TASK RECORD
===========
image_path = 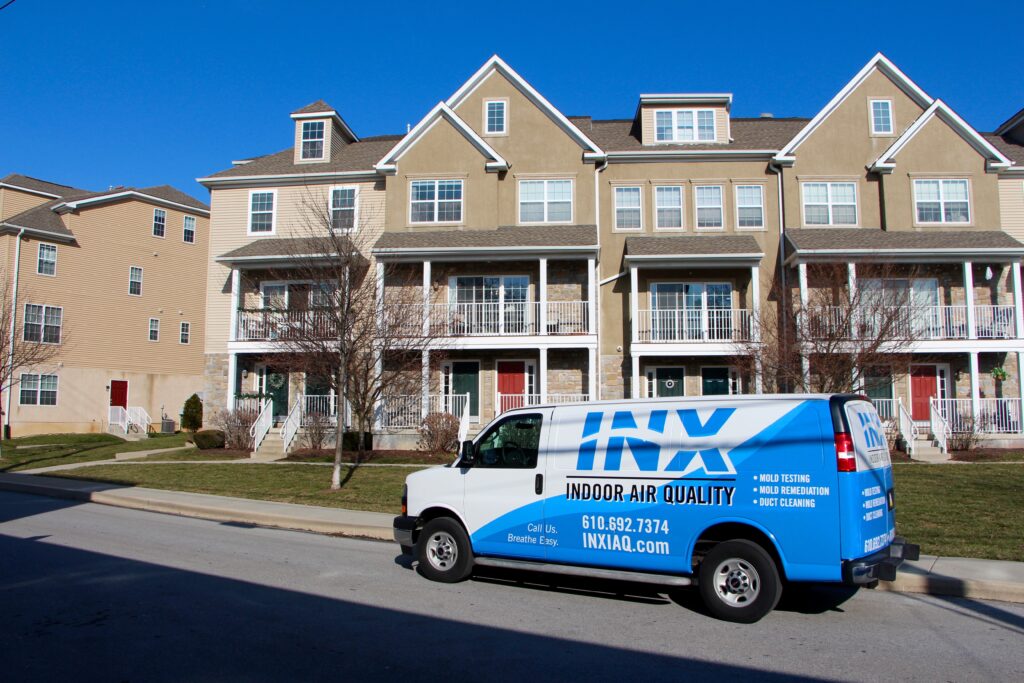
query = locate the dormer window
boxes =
[301,121,325,159]
[485,99,507,135]
[655,109,716,142]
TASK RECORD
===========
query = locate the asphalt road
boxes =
[1,491,1022,682]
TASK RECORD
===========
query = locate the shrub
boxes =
[181,394,203,432]
[193,429,225,450]
[303,411,332,451]
[209,407,258,450]
[418,412,460,454]
[342,431,372,451]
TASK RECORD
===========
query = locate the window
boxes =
[410,180,463,223]
[695,186,723,229]
[914,179,970,224]
[183,215,196,243]
[473,414,542,468]
[655,109,716,142]
[519,179,572,223]
[802,182,857,225]
[23,304,61,344]
[37,243,56,276]
[330,187,357,231]
[129,266,143,296]
[19,373,57,406]
[310,282,336,308]
[248,191,275,233]
[179,321,190,344]
[614,186,642,230]
[735,185,765,229]
[149,318,160,342]
[152,208,166,237]
[654,186,684,229]
[301,120,325,159]
[870,99,893,135]
[485,100,506,134]
[650,283,733,341]
[450,276,530,334]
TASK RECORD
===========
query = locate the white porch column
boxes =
[421,349,430,419]
[969,351,980,423]
[798,262,809,309]
[964,261,976,339]
[631,354,642,399]
[1013,261,1024,338]
[1018,351,1024,434]
[539,348,548,403]
[630,265,639,343]
[374,264,384,432]
[587,258,596,334]
[751,264,763,394]
[847,262,857,339]
[798,263,810,391]
[587,346,598,400]
[539,257,548,335]
[229,268,241,341]
[226,353,238,411]
[422,260,431,336]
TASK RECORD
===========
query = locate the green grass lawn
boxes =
[286,449,455,466]
[141,448,251,462]
[0,433,190,472]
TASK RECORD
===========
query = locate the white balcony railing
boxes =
[496,393,590,415]
[806,304,1020,341]
[379,393,469,429]
[975,305,1016,339]
[236,309,338,342]
[636,308,754,343]
[930,397,1023,435]
[382,301,592,339]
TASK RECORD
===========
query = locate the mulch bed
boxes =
[949,448,1024,463]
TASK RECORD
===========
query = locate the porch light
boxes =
[985,266,994,281]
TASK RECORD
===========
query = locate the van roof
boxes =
[503,393,862,413]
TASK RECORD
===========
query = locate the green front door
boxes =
[654,367,685,398]
[701,367,730,396]
[264,369,290,418]
[451,362,480,418]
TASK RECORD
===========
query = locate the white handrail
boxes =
[249,399,273,451]
[127,406,152,434]
[457,392,470,444]
[281,399,302,454]
[108,406,128,434]
[897,397,916,456]
[929,397,950,454]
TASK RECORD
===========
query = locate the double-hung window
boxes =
[655,109,716,142]
[870,100,893,135]
[410,180,463,223]
[153,208,166,237]
[20,373,57,406]
[301,121,325,160]
[180,321,190,344]
[23,303,62,344]
[37,243,57,275]
[519,179,572,223]
[129,266,143,296]
[330,187,357,231]
[802,182,857,225]
[914,179,969,224]
[655,186,684,229]
[249,191,275,233]
[735,185,765,229]
[183,215,196,243]
[614,186,642,230]
[485,100,507,134]
[149,318,160,342]
[695,186,724,229]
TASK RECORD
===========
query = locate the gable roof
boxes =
[374,102,508,174]
[983,133,1024,166]
[995,106,1024,137]
[57,185,209,214]
[0,173,85,199]
[445,55,605,160]
[775,53,933,164]
[586,117,808,156]
[291,100,335,115]
[289,100,358,142]
[0,199,76,241]
[871,99,1012,173]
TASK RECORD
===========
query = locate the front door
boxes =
[649,367,685,398]
[451,362,480,420]
[910,365,938,421]
[109,380,128,408]
[497,361,527,412]
[260,367,290,420]
[702,367,731,396]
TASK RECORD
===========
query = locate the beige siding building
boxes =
[0,174,209,436]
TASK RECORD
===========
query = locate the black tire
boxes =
[400,544,414,556]
[698,539,782,623]
[416,517,473,583]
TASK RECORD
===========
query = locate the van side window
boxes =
[475,414,542,469]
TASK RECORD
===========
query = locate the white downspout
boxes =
[5,228,26,437]
[594,158,607,400]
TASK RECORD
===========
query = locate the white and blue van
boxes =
[394,394,919,622]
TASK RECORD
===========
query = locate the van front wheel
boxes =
[417,518,473,583]
[698,540,781,623]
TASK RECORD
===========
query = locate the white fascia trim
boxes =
[373,245,598,259]
[0,222,76,243]
[445,54,605,157]
[290,110,359,142]
[0,183,63,199]
[197,170,378,187]
[775,52,934,161]
[785,246,1024,265]
[995,108,1024,136]
[374,102,508,173]
[625,252,763,263]
[607,149,777,162]
[639,93,733,106]
[871,99,1012,172]
[58,191,210,216]
[215,253,337,264]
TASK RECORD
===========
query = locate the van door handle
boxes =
[535,474,544,495]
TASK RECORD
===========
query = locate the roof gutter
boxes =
[57,191,210,216]
[0,222,76,244]
[197,169,380,188]
[784,246,1024,266]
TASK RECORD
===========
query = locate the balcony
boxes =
[390,301,592,338]
[236,309,337,342]
[804,305,1017,341]
[635,308,755,343]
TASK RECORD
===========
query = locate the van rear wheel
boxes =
[417,518,473,583]
[698,540,781,623]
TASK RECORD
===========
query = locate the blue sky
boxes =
[2,0,1019,200]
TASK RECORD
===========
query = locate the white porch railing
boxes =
[379,393,469,429]
[804,304,1021,341]
[302,395,339,425]
[636,308,754,343]
[975,305,1016,339]
[250,399,273,451]
[127,407,152,434]
[870,398,894,421]
[108,406,128,434]
[388,301,591,337]
[236,309,337,342]
[281,399,302,454]
[497,393,591,414]
[929,398,951,453]
[897,398,916,455]
[978,398,1023,433]
[544,301,590,335]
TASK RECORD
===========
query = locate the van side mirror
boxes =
[460,440,475,466]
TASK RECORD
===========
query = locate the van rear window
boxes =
[843,400,891,471]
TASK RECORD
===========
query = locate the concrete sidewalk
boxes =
[2,471,1022,604]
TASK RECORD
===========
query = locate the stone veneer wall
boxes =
[547,349,587,395]
[204,353,229,411]
[601,354,627,400]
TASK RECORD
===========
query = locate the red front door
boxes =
[110,380,128,409]
[497,361,526,412]
[910,366,937,420]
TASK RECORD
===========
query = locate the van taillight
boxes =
[835,432,856,472]
[401,484,408,515]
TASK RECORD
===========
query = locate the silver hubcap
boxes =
[712,558,761,606]
[425,531,458,571]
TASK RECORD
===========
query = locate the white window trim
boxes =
[300,120,326,160]
[247,189,277,236]
[613,185,643,232]
[23,302,63,345]
[693,185,725,231]
[654,108,717,143]
[19,372,59,407]
[800,181,859,227]
[653,185,685,231]
[869,98,895,136]
[912,178,972,226]
[518,178,574,225]
[183,215,196,244]
[328,185,360,233]
[179,321,191,345]
[408,179,464,226]
[36,243,57,277]
[483,98,509,136]
[734,184,766,231]
[129,266,143,296]
[152,208,166,239]
[149,318,160,342]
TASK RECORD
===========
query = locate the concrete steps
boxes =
[250,430,287,462]
[910,435,949,463]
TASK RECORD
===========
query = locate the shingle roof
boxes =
[292,100,336,115]
[0,199,74,238]
[626,235,762,257]
[374,225,598,251]
[786,228,1024,253]
[586,117,809,153]
[983,133,1024,166]
[217,236,356,261]
[136,185,209,211]
[204,136,401,180]
[0,173,85,198]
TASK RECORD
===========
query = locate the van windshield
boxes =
[475,414,542,469]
